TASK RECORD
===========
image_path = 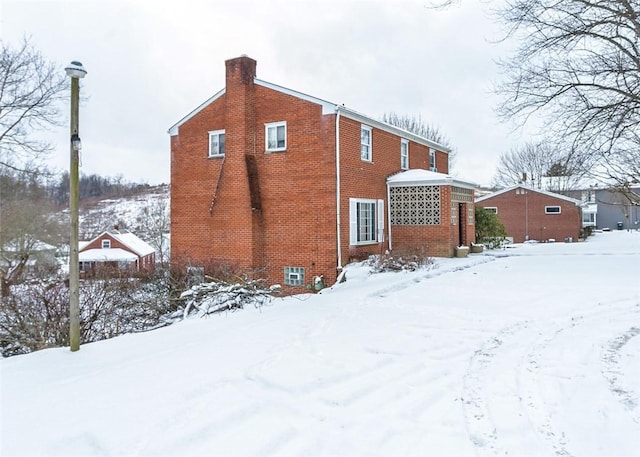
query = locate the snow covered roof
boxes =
[475,184,584,206]
[387,168,476,189]
[79,248,138,263]
[80,230,155,257]
[112,232,155,257]
[167,77,450,152]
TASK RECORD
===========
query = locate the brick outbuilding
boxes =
[475,185,584,243]
[169,55,476,291]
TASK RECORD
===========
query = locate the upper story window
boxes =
[208,130,225,157]
[102,239,111,249]
[265,121,286,152]
[361,125,372,162]
[545,206,561,214]
[400,139,409,170]
[484,207,498,214]
[429,148,436,171]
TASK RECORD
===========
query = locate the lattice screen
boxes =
[452,186,473,202]
[389,185,441,225]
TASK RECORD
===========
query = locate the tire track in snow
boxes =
[602,326,640,422]
[461,321,528,456]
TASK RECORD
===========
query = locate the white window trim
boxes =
[485,207,498,214]
[361,125,372,162]
[102,239,111,249]
[265,121,287,152]
[349,197,384,246]
[429,147,436,171]
[400,139,409,170]
[208,129,225,157]
[545,206,562,214]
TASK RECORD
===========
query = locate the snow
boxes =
[78,248,138,262]
[2,231,639,456]
[112,232,155,257]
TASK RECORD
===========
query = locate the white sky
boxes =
[1,0,534,186]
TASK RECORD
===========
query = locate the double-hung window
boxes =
[361,125,372,161]
[349,198,384,245]
[102,239,111,249]
[429,148,436,171]
[265,121,286,152]
[208,130,225,157]
[400,139,409,170]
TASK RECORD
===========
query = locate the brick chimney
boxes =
[225,55,257,86]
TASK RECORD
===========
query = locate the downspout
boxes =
[335,108,342,271]
[387,181,392,250]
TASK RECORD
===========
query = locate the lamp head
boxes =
[71,134,82,152]
[65,61,87,79]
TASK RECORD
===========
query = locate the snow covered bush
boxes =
[0,274,176,357]
[175,276,280,320]
[367,251,435,273]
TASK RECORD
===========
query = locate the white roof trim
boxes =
[475,184,583,205]
[338,107,451,153]
[254,79,337,115]
[386,168,475,189]
[168,88,226,136]
[168,78,451,152]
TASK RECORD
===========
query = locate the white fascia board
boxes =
[337,106,451,153]
[168,88,226,136]
[254,79,337,115]
[475,184,583,206]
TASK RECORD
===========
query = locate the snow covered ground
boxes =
[2,231,639,456]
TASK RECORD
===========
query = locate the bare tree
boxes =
[428,0,640,187]
[0,37,68,175]
[136,195,170,265]
[0,169,65,296]
[492,139,591,191]
[382,112,457,170]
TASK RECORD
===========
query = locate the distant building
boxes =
[476,185,583,243]
[78,227,155,277]
[565,186,640,231]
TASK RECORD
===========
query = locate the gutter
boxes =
[335,109,342,271]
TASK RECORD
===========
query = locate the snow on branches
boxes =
[178,277,280,319]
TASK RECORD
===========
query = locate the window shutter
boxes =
[377,199,384,242]
[349,199,358,245]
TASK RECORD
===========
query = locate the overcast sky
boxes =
[1,0,533,186]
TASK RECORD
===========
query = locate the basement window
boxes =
[284,266,305,286]
[545,206,561,214]
[265,121,286,152]
[208,130,225,157]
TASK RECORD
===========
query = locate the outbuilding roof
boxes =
[475,184,584,206]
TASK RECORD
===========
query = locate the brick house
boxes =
[169,55,475,291]
[78,228,155,277]
[475,185,584,243]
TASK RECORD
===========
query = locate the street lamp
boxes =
[65,60,86,352]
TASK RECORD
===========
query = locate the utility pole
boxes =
[65,61,87,352]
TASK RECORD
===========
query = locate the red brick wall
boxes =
[478,188,582,243]
[171,56,457,291]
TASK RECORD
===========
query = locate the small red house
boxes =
[78,228,155,277]
[169,55,476,291]
[475,185,584,243]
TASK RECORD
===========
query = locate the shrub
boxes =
[367,250,435,273]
